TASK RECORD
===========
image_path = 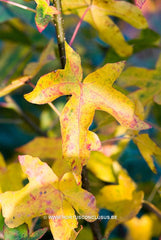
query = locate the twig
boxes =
[0,0,36,13]
[69,6,91,47]
[48,102,61,117]
[53,0,66,68]
[143,200,161,220]
[82,166,103,240]
[147,176,161,202]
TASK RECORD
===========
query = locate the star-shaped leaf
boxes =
[62,0,148,56]
[118,54,161,106]
[0,155,98,240]
[96,170,144,238]
[34,0,60,32]
[24,42,150,182]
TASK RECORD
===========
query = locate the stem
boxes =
[82,166,103,240]
[69,6,91,47]
[147,176,161,202]
[53,0,66,69]
[143,200,161,220]
[0,0,36,13]
[48,102,61,117]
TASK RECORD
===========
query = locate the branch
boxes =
[53,0,66,69]
[0,0,36,13]
[143,200,161,220]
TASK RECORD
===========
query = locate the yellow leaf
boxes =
[59,172,98,220]
[62,0,148,56]
[0,153,24,192]
[96,170,144,237]
[134,134,161,173]
[125,215,153,240]
[16,137,62,160]
[87,151,116,182]
[0,155,98,240]
[24,42,150,182]
[49,200,79,240]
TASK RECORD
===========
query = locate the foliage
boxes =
[0,0,161,239]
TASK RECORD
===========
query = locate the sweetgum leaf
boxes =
[24,42,150,182]
[134,134,161,173]
[118,53,161,106]
[0,155,98,240]
[0,153,24,192]
[87,151,116,182]
[125,215,153,240]
[16,137,62,160]
[62,0,148,56]
[96,170,144,237]
[34,0,60,32]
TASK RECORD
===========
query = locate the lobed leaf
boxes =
[34,0,60,32]
[118,53,161,106]
[96,170,144,237]
[0,155,98,240]
[62,0,148,56]
[134,134,161,173]
[24,42,150,182]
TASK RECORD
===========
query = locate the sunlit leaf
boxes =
[24,42,150,182]
[62,0,148,56]
[34,0,60,32]
[96,170,144,237]
[0,155,98,240]
[134,134,161,173]
[0,153,24,192]
[125,215,152,240]
[87,151,116,182]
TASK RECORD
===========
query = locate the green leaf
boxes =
[24,42,150,182]
[24,39,56,77]
[3,223,28,240]
[118,53,161,106]
[62,0,148,56]
[34,0,60,32]
[29,227,48,240]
